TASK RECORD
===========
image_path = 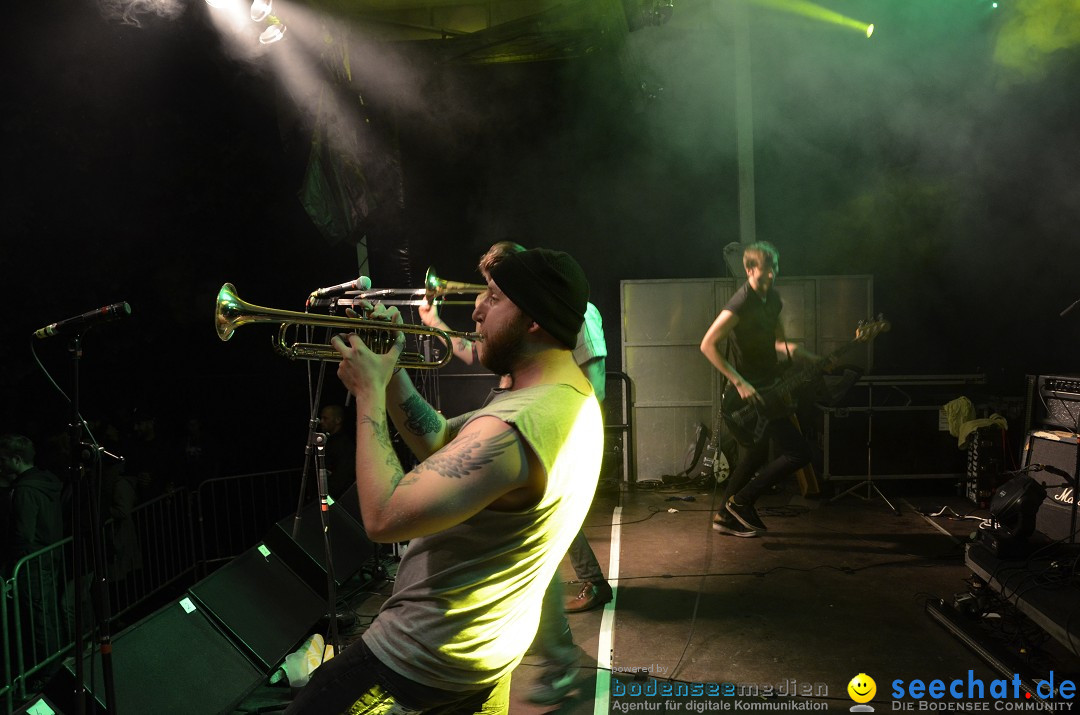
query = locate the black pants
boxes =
[284,637,508,715]
[722,416,812,506]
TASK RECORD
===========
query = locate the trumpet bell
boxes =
[423,266,486,303]
[216,282,243,342]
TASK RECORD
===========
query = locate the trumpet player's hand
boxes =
[417,301,443,329]
[334,305,405,399]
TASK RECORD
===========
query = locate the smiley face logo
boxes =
[847,673,876,704]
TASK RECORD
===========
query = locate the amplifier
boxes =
[1025,375,1080,434]
[1023,430,1080,542]
[965,426,1004,508]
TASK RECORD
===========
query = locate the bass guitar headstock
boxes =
[854,315,891,343]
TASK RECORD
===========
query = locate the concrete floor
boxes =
[234,476,1080,713]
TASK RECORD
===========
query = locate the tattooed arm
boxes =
[333,325,542,542]
[354,412,540,543]
[384,370,453,461]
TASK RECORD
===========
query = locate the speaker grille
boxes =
[1024,431,1080,542]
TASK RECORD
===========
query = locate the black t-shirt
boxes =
[723,281,783,386]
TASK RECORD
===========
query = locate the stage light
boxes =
[751,0,873,39]
[982,475,1046,557]
[250,0,272,22]
[866,24,874,38]
[259,16,286,44]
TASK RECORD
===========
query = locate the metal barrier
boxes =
[3,469,321,712]
[604,371,635,483]
[3,537,73,711]
[106,488,197,622]
[2,487,196,712]
[194,468,302,577]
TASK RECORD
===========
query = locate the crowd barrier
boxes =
[2,468,304,714]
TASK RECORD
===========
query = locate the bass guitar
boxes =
[720,317,890,445]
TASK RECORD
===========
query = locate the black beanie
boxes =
[488,248,589,349]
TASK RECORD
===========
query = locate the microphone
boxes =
[34,302,132,339]
[309,276,372,300]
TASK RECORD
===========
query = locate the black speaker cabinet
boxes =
[1023,430,1080,542]
[51,599,263,715]
[264,498,375,598]
[188,543,326,671]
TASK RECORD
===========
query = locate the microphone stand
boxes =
[288,337,343,656]
[66,334,116,715]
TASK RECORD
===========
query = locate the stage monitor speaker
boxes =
[1023,430,1080,542]
[12,693,64,715]
[264,498,375,599]
[188,543,326,671]
[336,481,364,528]
[50,598,263,715]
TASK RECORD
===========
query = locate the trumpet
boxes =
[215,283,482,368]
[339,267,487,308]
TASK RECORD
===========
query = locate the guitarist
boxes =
[699,241,821,537]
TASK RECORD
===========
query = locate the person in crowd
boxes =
[0,433,66,673]
[318,404,357,499]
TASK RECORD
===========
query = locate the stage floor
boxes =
[239,478,1080,712]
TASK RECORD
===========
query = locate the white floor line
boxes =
[593,504,622,714]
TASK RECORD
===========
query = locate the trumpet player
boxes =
[286,248,603,715]
[422,240,612,704]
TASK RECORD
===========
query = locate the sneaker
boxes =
[526,664,580,705]
[726,497,768,532]
[712,513,759,538]
[565,581,613,613]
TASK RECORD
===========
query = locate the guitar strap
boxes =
[775,305,794,372]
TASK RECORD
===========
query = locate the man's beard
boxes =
[479,314,531,377]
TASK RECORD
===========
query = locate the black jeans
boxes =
[284,637,507,715]
[722,417,812,506]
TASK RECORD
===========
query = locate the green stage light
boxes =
[751,0,874,38]
[866,23,874,38]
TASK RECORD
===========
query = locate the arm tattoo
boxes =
[359,415,408,489]
[399,394,442,437]
[424,429,519,480]
[358,415,392,449]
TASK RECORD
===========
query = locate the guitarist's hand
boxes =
[816,354,840,374]
[734,380,763,406]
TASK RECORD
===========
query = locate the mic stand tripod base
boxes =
[830,478,901,515]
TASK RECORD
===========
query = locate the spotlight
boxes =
[259,16,286,44]
[981,475,1046,557]
[865,23,874,38]
[250,0,272,22]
